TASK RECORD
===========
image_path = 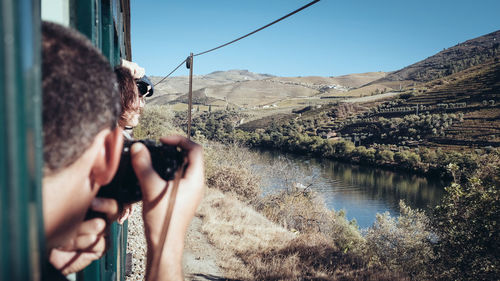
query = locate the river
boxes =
[251,149,448,229]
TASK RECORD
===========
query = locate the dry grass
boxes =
[198,188,293,280]
[201,141,409,280]
[257,186,365,255]
[133,104,183,139]
[239,233,406,281]
[207,166,260,203]
[132,103,424,280]
[202,142,262,201]
[167,102,226,113]
[198,187,405,280]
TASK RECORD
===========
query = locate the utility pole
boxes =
[187,53,194,139]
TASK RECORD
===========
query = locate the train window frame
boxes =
[1,0,131,280]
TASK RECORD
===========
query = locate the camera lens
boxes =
[136,81,149,96]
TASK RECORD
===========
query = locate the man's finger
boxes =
[76,218,106,236]
[160,136,204,178]
[90,197,119,220]
[61,234,106,253]
[117,205,131,225]
[130,142,167,201]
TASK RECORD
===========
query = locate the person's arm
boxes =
[131,136,205,281]
[49,198,120,275]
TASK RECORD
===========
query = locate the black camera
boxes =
[136,75,154,97]
[96,139,185,204]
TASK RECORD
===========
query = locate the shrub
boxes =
[240,233,406,281]
[400,93,415,99]
[431,153,500,280]
[376,149,394,163]
[365,202,434,280]
[133,104,181,139]
[207,166,260,203]
[203,142,262,203]
[257,185,365,255]
[333,140,355,158]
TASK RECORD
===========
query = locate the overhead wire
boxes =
[193,0,320,57]
[152,1,322,254]
[153,0,321,86]
[153,58,187,86]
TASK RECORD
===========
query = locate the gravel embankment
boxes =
[125,203,223,281]
[125,204,147,281]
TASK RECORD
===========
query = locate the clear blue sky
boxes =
[130,0,500,77]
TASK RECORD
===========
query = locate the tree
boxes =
[431,153,500,280]
[376,149,394,163]
[333,140,355,158]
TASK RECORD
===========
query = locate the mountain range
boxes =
[149,29,500,108]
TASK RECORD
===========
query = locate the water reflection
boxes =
[252,149,447,228]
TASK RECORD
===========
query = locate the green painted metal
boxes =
[77,1,129,280]
[0,0,130,280]
[76,0,96,44]
[101,0,114,63]
[96,0,102,50]
[0,0,44,280]
[76,2,102,279]
[121,220,128,279]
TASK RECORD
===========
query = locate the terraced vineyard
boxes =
[401,57,500,147]
[236,57,500,150]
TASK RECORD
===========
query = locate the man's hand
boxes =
[49,197,120,275]
[121,59,145,79]
[117,203,134,225]
[131,136,205,281]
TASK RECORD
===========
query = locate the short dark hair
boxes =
[42,21,120,173]
[114,66,141,128]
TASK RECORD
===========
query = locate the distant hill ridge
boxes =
[148,30,500,107]
[149,69,387,106]
[377,29,500,83]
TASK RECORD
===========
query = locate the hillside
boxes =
[150,69,273,96]
[371,29,500,83]
[234,56,500,150]
[332,57,499,148]
[150,70,388,108]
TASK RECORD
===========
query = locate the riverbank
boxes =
[130,105,500,280]
[125,142,402,280]
[252,148,446,228]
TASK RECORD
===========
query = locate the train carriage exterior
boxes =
[1,0,132,280]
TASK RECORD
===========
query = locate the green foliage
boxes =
[374,113,462,143]
[365,202,434,280]
[189,110,242,142]
[431,152,500,280]
[133,105,181,139]
[376,149,394,162]
[190,109,491,177]
[139,103,500,280]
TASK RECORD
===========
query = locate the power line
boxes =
[194,0,320,57]
[153,58,187,86]
[154,0,321,86]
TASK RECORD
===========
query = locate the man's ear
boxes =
[91,128,123,186]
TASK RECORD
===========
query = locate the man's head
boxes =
[42,21,123,248]
[115,66,144,128]
[42,21,121,174]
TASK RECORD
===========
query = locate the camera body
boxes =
[136,75,154,97]
[97,139,185,204]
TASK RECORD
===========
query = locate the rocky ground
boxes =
[125,203,225,281]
